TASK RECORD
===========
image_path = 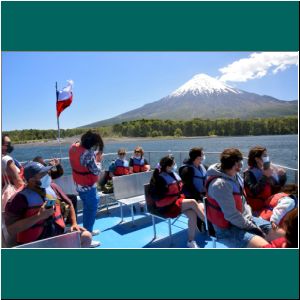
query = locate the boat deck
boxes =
[77,204,227,248]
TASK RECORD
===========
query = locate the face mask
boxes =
[262,156,270,163]
[6,143,14,154]
[135,155,141,159]
[202,155,206,162]
[240,160,244,168]
[172,164,178,172]
[40,174,51,189]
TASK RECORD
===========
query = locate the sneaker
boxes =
[187,240,200,248]
[90,240,101,248]
[92,229,100,236]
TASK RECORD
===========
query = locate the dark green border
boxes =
[1,1,299,51]
[1,1,299,299]
[1,249,299,299]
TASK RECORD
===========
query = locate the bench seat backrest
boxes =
[113,171,153,200]
[14,231,81,248]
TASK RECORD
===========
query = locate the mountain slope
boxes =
[82,74,298,127]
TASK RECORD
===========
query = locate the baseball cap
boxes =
[24,161,53,181]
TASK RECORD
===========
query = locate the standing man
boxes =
[69,130,104,248]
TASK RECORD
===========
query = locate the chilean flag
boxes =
[56,80,73,118]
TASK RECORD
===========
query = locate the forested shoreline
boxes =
[4,117,298,144]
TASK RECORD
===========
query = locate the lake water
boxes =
[13,135,298,181]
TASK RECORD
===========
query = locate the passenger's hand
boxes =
[271,221,278,230]
[277,168,286,176]
[70,224,82,232]
[263,168,273,178]
[49,158,60,166]
[95,152,103,163]
[248,226,266,238]
[37,203,54,220]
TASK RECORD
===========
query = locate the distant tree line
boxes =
[3,127,113,144]
[112,117,298,137]
[3,117,297,143]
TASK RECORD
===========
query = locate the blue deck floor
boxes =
[77,205,227,248]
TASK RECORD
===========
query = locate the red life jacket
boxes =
[259,192,289,224]
[69,142,99,186]
[244,167,273,212]
[131,157,147,173]
[155,172,184,207]
[17,188,65,244]
[113,159,130,176]
[262,237,287,248]
[206,175,243,229]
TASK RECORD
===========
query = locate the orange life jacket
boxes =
[17,188,65,244]
[259,192,289,224]
[155,172,184,207]
[206,175,244,229]
[69,142,99,186]
[131,157,147,173]
[244,167,273,212]
[113,159,130,176]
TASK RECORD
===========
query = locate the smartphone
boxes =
[45,199,56,208]
[263,161,270,170]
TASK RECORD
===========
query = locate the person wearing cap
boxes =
[4,161,92,248]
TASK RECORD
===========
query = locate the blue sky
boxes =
[2,52,298,131]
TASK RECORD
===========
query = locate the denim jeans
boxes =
[215,217,272,248]
[78,187,100,233]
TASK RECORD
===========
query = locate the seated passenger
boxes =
[129,146,150,173]
[244,146,287,213]
[33,156,64,180]
[2,134,25,210]
[149,155,205,248]
[109,148,130,177]
[4,161,92,248]
[206,148,285,248]
[179,147,207,202]
[263,208,298,248]
[259,184,298,229]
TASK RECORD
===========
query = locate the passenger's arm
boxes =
[244,170,270,196]
[270,197,295,226]
[50,164,64,180]
[6,204,54,236]
[6,160,24,189]
[180,167,199,196]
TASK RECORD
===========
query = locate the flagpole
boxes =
[56,82,62,159]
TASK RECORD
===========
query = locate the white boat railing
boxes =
[20,150,298,184]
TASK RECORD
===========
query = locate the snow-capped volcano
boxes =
[82,73,298,127]
[170,73,241,97]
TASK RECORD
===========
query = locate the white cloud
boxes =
[218,52,298,83]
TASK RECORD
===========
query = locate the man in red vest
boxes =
[206,148,285,248]
[4,161,92,247]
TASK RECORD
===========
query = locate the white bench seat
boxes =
[113,171,153,224]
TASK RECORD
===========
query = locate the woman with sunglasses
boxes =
[129,146,150,174]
